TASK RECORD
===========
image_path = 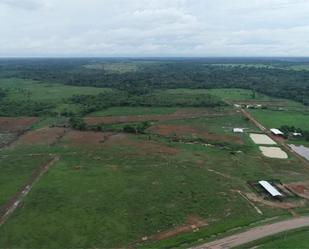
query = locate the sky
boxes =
[1,0,309,57]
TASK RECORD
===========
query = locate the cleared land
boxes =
[0,87,309,248]
[259,146,288,159]
[250,134,277,145]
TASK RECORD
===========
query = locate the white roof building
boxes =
[259,180,283,197]
[233,128,244,133]
[270,128,284,136]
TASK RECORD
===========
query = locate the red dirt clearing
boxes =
[0,117,37,133]
[105,133,178,155]
[61,130,113,147]
[11,127,67,147]
[150,215,207,241]
[285,183,309,200]
[149,124,243,144]
[84,113,224,125]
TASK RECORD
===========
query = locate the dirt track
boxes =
[190,217,309,249]
[0,156,59,227]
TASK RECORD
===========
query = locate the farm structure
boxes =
[233,128,244,133]
[270,128,284,136]
[259,180,283,198]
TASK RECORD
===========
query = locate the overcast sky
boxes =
[1,0,309,57]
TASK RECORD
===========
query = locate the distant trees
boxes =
[69,117,87,130]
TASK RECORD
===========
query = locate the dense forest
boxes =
[1,58,309,110]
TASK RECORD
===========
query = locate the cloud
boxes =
[1,0,309,56]
[0,0,45,10]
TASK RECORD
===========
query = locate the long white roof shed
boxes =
[259,180,283,197]
[270,128,284,136]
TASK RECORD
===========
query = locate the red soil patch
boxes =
[150,215,207,241]
[84,113,223,126]
[105,133,178,155]
[61,130,113,147]
[148,124,197,137]
[285,183,309,200]
[0,117,37,133]
[11,127,67,147]
[149,124,243,144]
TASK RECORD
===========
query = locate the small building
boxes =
[270,128,284,136]
[293,132,302,137]
[234,104,241,108]
[258,180,283,198]
[233,128,244,133]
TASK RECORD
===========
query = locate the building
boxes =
[233,128,244,133]
[258,180,283,198]
[293,132,302,137]
[270,128,284,136]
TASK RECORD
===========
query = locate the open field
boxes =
[250,109,309,131]
[89,107,179,117]
[0,73,309,248]
[1,103,309,248]
[0,78,111,102]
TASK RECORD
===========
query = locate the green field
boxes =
[1,105,309,248]
[89,106,178,116]
[0,154,50,206]
[0,78,111,102]
[1,77,309,248]
[250,109,309,131]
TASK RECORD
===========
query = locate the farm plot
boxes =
[146,111,258,146]
[1,127,309,249]
[84,109,226,126]
[0,117,37,133]
[0,117,38,147]
[11,127,67,147]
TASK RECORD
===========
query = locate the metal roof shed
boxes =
[233,128,244,133]
[259,180,283,197]
[270,128,284,136]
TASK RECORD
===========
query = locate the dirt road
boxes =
[240,108,309,166]
[190,217,309,249]
[0,155,59,227]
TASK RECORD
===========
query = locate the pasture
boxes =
[0,82,309,248]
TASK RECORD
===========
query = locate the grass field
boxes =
[0,154,50,206]
[0,78,111,102]
[1,105,309,248]
[89,106,178,116]
[0,84,309,248]
[250,109,309,131]
[0,78,112,114]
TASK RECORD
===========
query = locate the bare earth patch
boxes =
[285,182,309,200]
[11,127,67,147]
[149,124,243,144]
[0,117,37,133]
[246,193,305,209]
[259,146,288,159]
[149,215,207,241]
[250,133,277,145]
[105,133,179,155]
[61,130,113,147]
[84,113,223,125]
